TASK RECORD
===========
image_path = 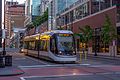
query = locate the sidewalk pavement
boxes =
[77,51,120,60]
[0,66,24,76]
[88,54,120,60]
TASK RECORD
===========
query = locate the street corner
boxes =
[0,66,25,76]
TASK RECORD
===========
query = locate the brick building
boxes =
[55,0,120,57]
[5,1,25,46]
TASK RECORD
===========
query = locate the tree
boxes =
[101,14,117,52]
[102,14,119,56]
[57,27,64,30]
[75,25,93,54]
[33,8,48,27]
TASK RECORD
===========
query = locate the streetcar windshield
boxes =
[57,34,75,54]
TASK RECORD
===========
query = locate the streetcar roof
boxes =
[41,30,73,35]
[24,30,73,41]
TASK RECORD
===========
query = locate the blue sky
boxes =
[6,0,26,4]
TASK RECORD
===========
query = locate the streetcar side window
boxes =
[35,41,39,51]
[24,42,28,49]
[28,41,35,50]
[50,38,56,54]
[40,40,48,51]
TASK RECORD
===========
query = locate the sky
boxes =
[6,0,26,4]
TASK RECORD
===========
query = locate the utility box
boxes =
[5,55,12,66]
[0,55,5,68]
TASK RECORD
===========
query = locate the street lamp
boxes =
[2,0,6,56]
[59,15,62,29]
[94,28,97,56]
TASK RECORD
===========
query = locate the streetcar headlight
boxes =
[59,51,62,53]
[59,51,63,55]
[73,51,76,55]
[21,49,24,52]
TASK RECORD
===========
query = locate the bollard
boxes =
[84,51,87,60]
[5,55,12,66]
[0,55,5,68]
[79,51,82,63]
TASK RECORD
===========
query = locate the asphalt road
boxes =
[0,49,120,80]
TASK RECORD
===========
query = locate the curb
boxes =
[88,55,120,61]
[0,67,25,77]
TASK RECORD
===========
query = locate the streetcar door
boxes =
[50,35,57,54]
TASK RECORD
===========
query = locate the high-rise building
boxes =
[48,0,78,30]
[32,0,41,16]
[53,0,120,57]
[5,1,25,47]
[40,0,51,15]
[0,0,2,47]
[57,0,78,14]
[24,0,42,27]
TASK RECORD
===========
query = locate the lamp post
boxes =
[3,0,6,56]
[94,28,97,56]
[59,15,62,29]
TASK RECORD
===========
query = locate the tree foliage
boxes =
[101,14,116,44]
[57,27,64,30]
[33,9,48,27]
[78,25,93,43]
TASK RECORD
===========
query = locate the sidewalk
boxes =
[77,51,120,60]
[88,54,120,60]
[0,66,24,76]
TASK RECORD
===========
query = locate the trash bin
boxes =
[0,55,5,68]
[5,55,12,66]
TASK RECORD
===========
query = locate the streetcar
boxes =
[22,30,77,62]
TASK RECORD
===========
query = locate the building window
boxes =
[112,0,120,6]
[117,27,120,55]
[100,0,110,10]
[92,28,109,53]
[75,3,89,19]
[91,0,100,13]
[75,6,83,19]
[92,0,111,14]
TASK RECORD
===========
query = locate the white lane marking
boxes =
[20,73,93,80]
[14,58,26,60]
[19,65,62,68]
[19,64,91,69]
[20,77,26,80]
[63,64,90,66]
[79,64,90,66]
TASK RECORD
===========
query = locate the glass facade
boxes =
[56,2,89,29]
[32,0,41,16]
[57,0,78,14]
[91,0,111,14]
[92,28,109,53]
[56,0,120,29]
[55,0,120,55]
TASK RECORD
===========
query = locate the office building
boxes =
[0,0,2,47]
[48,0,78,30]
[55,0,120,57]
